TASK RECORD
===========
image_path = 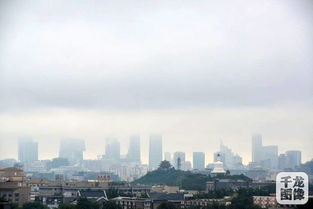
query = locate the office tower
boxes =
[127,135,141,163]
[278,154,287,170]
[173,152,186,170]
[164,152,171,162]
[214,142,243,169]
[262,145,278,169]
[149,135,163,170]
[18,137,38,163]
[286,150,301,169]
[59,139,85,164]
[252,134,263,162]
[193,152,205,169]
[105,138,120,161]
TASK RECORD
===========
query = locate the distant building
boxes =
[127,135,141,163]
[286,150,301,169]
[262,146,278,169]
[206,179,250,191]
[251,135,278,170]
[149,135,163,170]
[18,137,38,163]
[0,159,17,169]
[59,139,85,165]
[211,158,226,177]
[214,142,243,170]
[173,152,186,170]
[0,168,30,207]
[252,134,263,163]
[38,181,110,207]
[278,154,287,170]
[105,138,120,161]
[193,152,205,170]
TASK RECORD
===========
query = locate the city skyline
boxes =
[0,0,312,208]
[2,134,308,166]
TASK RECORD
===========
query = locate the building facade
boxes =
[193,152,205,170]
[18,138,38,163]
[127,135,141,163]
[149,135,163,170]
[59,139,85,165]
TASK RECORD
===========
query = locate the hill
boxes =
[132,168,212,190]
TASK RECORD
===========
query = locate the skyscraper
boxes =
[214,142,243,170]
[286,150,301,169]
[278,154,287,170]
[252,134,263,162]
[149,135,162,170]
[105,138,120,161]
[59,139,85,164]
[262,145,278,169]
[18,137,38,163]
[173,152,186,170]
[193,152,205,169]
[127,135,141,163]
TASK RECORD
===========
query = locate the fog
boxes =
[0,0,312,164]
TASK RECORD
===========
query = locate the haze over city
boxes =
[0,0,312,164]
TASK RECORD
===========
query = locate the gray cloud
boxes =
[0,0,312,111]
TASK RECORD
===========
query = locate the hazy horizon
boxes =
[0,0,312,165]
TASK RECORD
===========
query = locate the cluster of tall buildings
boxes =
[12,134,303,174]
[14,135,207,172]
[213,142,243,170]
[250,134,301,170]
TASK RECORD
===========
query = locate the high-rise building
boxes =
[164,152,171,162]
[149,135,163,170]
[214,142,243,170]
[127,135,141,163]
[193,152,205,169]
[59,139,85,164]
[105,138,120,161]
[18,137,38,163]
[278,154,287,170]
[173,152,186,170]
[252,134,263,162]
[262,145,278,169]
[251,135,280,170]
[286,150,301,169]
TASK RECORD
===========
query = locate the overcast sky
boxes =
[0,0,312,164]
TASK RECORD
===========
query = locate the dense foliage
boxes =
[22,202,49,209]
[133,168,212,190]
[157,202,177,209]
[133,162,251,191]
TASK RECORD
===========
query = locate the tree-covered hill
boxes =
[133,167,212,190]
[132,161,252,191]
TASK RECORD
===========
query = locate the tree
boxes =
[157,202,177,209]
[58,204,76,209]
[10,203,20,209]
[103,201,121,209]
[76,198,100,209]
[22,202,48,209]
[158,160,172,170]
